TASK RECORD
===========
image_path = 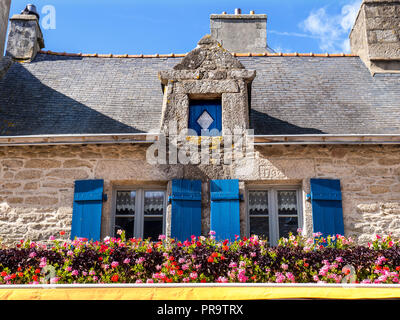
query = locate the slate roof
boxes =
[0,52,399,136]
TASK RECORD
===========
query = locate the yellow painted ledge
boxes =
[1,284,400,300]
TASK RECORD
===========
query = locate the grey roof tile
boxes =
[0,53,399,136]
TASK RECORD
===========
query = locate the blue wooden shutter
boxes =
[210,179,240,242]
[309,178,344,237]
[71,179,104,241]
[170,179,202,242]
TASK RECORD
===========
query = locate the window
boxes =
[247,187,302,246]
[113,188,166,240]
[188,100,222,136]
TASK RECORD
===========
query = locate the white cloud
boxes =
[300,0,362,53]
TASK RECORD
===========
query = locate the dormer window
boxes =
[188,100,222,136]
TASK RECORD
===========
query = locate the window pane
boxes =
[248,191,269,215]
[279,217,298,239]
[116,191,136,215]
[143,216,163,241]
[278,190,298,215]
[144,191,165,215]
[115,217,134,239]
[249,217,269,241]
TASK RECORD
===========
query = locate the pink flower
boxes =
[335,257,343,263]
[135,257,145,264]
[286,272,295,283]
[146,279,154,283]
[111,261,119,268]
[181,264,189,271]
[71,270,79,276]
[49,235,56,241]
[67,250,74,256]
[66,266,72,272]
[189,272,198,280]
[209,230,216,236]
[50,277,59,284]
[29,252,37,258]
[123,258,130,264]
[93,276,98,281]
[89,270,96,276]
[178,258,185,264]
[275,272,285,283]
[116,229,123,235]
[216,276,228,283]
[281,263,288,271]
[158,234,166,240]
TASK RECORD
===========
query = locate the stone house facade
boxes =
[0,1,400,245]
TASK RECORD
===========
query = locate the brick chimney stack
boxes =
[350,0,400,74]
[0,0,11,56]
[6,4,45,61]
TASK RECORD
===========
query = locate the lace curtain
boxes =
[278,191,297,211]
[248,191,268,213]
[116,191,136,213]
[144,191,164,215]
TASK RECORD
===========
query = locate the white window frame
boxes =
[246,185,303,246]
[111,186,167,239]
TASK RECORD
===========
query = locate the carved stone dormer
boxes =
[159,35,256,136]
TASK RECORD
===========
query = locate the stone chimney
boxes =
[0,0,11,56]
[350,0,400,74]
[210,9,270,53]
[6,4,45,61]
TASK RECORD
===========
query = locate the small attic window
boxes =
[188,99,222,136]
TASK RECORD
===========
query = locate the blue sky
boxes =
[8,0,363,54]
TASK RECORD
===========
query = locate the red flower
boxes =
[196,241,202,247]
[177,270,183,276]
[35,269,41,274]
[18,273,23,278]
[304,263,309,267]
[220,255,226,260]
[222,246,229,251]
[223,239,229,245]
[166,278,173,283]
[211,252,218,258]
[10,274,16,279]
[32,275,38,282]
[111,274,119,282]
[207,257,214,263]
[396,266,400,271]
[60,231,66,236]
[200,279,207,283]
[98,256,103,261]
[147,248,152,253]
[1,271,7,277]
[168,256,174,261]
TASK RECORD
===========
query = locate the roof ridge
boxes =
[38,50,358,58]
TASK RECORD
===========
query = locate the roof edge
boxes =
[37,50,358,59]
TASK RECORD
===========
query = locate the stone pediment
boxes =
[173,34,245,71]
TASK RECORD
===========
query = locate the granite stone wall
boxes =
[1,143,400,245]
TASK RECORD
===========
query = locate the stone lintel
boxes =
[181,80,239,94]
[159,69,256,84]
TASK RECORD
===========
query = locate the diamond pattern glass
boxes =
[197,110,214,130]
